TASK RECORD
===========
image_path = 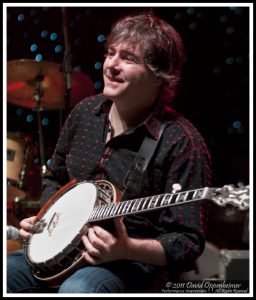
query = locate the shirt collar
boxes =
[92,94,111,115]
[93,94,168,140]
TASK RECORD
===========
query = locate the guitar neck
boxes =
[88,187,212,222]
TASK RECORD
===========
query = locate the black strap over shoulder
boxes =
[122,122,167,200]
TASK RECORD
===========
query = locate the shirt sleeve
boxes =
[156,129,212,273]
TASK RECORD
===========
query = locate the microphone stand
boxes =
[60,7,73,130]
[34,73,47,178]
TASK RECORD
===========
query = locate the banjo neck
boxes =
[88,182,249,223]
[88,187,211,222]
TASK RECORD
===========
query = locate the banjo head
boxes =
[27,181,98,265]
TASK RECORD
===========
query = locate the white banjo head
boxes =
[28,182,97,264]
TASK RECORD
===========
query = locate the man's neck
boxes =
[108,102,153,137]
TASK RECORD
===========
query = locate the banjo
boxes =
[24,179,249,286]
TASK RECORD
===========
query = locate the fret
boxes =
[95,206,104,219]
[192,190,198,200]
[115,201,126,216]
[109,203,119,216]
[193,189,204,200]
[175,192,181,203]
[125,201,134,213]
[141,197,150,210]
[155,194,165,208]
[176,192,186,203]
[186,190,196,202]
[92,207,101,220]
[194,188,204,199]
[161,194,171,206]
[88,208,97,221]
[109,203,118,216]
[131,198,142,213]
[103,203,115,218]
[182,192,189,201]
[93,207,101,219]
[121,201,130,214]
[148,196,158,209]
[98,205,108,218]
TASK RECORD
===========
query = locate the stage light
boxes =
[97,34,105,43]
[233,121,241,129]
[26,114,34,123]
[50,32,58,41]
[34,157,40,164]
[34,18,40,25]
[35,54,43,61]
[30,8,37,17]
[17,14,24,22]
[42,118,49,126]
[55,45,62,53]
[220,15,228,23]
[16,108,23,116]
[94,61,102,70]
[41,30,48,38]
[213,67,221,75]
[226,26,235,34]
[189,22,197,30]
[174,12,183,20]
[30,44,38,52]
[186,7,195,15]
[226,57,234,65]
[95,81,102,89]
[74,65,82,72]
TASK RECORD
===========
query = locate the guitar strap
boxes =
[122,121,167,201]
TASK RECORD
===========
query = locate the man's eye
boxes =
[125,55,137,63]
[105,51,115,58]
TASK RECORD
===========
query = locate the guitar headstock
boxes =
[210,184,249,210]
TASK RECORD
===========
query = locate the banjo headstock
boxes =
[210,184,249,211]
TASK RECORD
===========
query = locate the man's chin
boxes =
[103,88,120,99]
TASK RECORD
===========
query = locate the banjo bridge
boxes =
[47,212,61,236]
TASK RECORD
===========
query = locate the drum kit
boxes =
[6,59,95,247]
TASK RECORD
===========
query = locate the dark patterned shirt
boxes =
[40,93,212,276]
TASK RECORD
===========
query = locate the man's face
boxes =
[103,43,160,106]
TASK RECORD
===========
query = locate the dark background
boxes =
[6,5,250,250]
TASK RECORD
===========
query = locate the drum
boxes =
[7,131,31,190]
[7,131,41,196]
[7,131,42,220]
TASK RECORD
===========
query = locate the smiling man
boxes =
[7,12,212,293]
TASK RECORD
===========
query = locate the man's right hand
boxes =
[19,216,37,239]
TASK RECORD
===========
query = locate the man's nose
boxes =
[107,54,121,69]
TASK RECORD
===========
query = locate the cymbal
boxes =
[7,59,95,110]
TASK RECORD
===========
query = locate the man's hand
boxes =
[81,217,129,265]
[19,216,37,239]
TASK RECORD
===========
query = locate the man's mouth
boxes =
[106,76,124,83]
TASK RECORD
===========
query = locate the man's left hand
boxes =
[81,217,130,265]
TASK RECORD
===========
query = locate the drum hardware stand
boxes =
[60,7,73,129]
[34,73,47,178]
[19,143,30,190]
